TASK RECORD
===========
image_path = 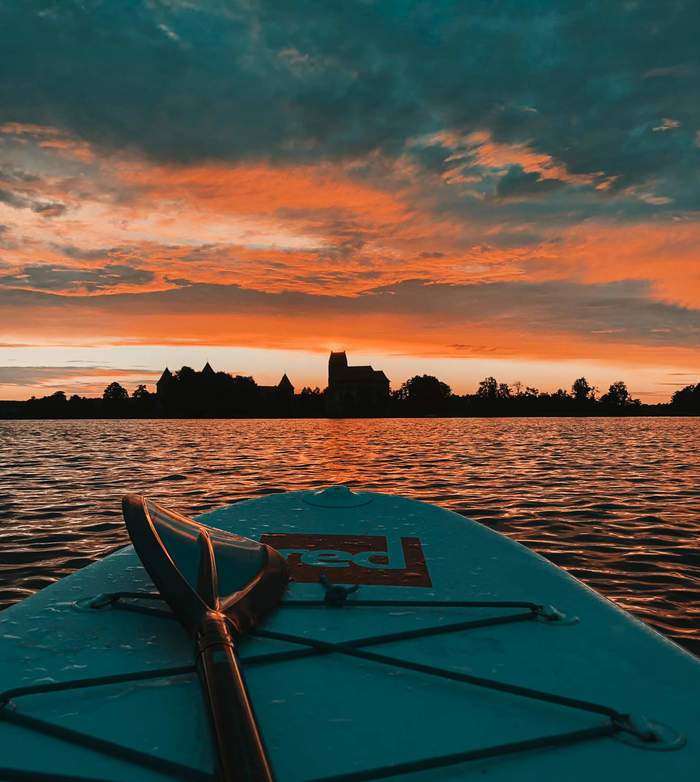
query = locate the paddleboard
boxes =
[1,485,699,780]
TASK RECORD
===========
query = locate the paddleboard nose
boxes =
[303,484,374,508]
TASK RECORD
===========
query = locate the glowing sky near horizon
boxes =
[1,2,699,402]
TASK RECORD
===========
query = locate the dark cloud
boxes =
[495,166,565,200]
[0,186,66,216]
[51,244,128,261]
[0,1,697,207]
[0,365,158,386]
[486,231,545,248]
[365,280,700,347]
[0,188,28,209]
[1,277,698,347]
[31,201,67,217]
[178,244,229,263]
[0,264,154,292]
[0,166,39,184]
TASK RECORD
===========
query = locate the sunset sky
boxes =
[1,1,699,401]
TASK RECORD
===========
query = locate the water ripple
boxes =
[1,417,699,655]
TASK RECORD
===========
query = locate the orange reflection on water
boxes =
[1,417,699,656]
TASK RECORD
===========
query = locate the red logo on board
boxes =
[260,533,432,587]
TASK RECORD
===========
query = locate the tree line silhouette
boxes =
[1,365,699,419]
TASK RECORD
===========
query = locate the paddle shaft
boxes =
[197,614,274,782]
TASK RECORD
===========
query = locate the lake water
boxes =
[1,417,699,655]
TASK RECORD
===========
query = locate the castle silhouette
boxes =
[157,362,294,401]
[155,361,295,417]
[326,351,390,415]
[154,352,390,417]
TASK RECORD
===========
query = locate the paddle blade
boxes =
[122,495,288,635]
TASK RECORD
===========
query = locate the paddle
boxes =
[121,495,289,782]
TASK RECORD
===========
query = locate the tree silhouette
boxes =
[477,376,498,399]
[572,377,595,403]
[671,382,700,412]
[600,380,636,408]
[297,386,324,416]
[476,377,511,401]
[497,382,512,399]
[132,384,149,399]
[398,375,451,414]
[175,366,197,382]
[103,382,128,402]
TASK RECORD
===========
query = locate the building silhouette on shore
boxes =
[326,351,390,415]
[155,354,388,416]
[259,373,294,398]
[259,373,295,415]
[156,362,294,417]
[156,366,174,396]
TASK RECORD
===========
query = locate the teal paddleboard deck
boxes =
[1,486,699,780]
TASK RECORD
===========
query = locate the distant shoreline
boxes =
[2,411,699,421]
[2,358,698,419]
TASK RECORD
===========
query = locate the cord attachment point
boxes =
[534,604,579,625]
[75,591,165,612]
[85,593,117,609]
[613,714,686,751]
[319,574,360,606]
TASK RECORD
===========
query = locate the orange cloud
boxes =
[552,221,700,306]
[3,284,699,376]
[414,129,611,190]
[2,123,699,397]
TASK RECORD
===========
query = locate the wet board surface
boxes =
[1,486,699,781]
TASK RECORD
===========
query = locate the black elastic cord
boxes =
[0,769,115,782]
[0,665,205,782]
[0,665,195,706]
[282,599,541,609]
[252,627,622,721]
[89,591,163,607]
[242,611,534,667]
[308,723,618,782]
[0,710,212,782]
[100,591,543,611]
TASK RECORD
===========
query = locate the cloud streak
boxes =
[2,278,699,361]
[0,264,154,292]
